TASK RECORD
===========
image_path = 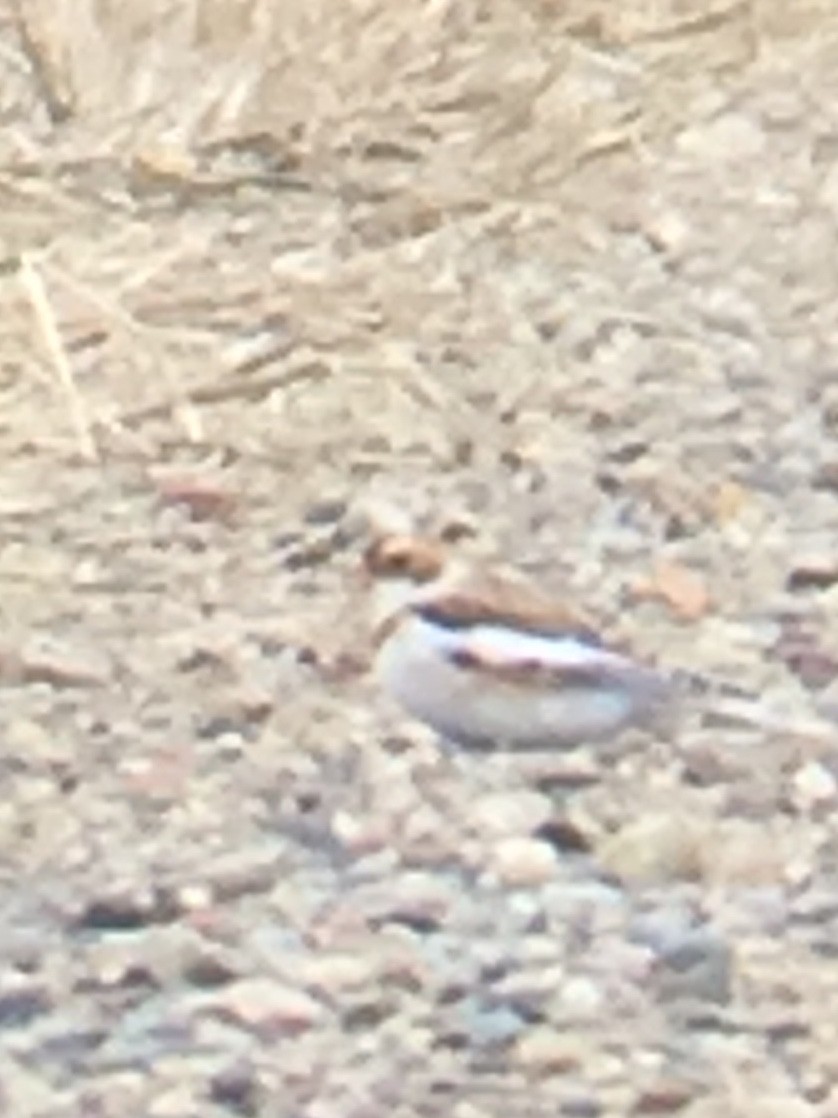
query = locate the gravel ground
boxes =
[2,3,838,1115]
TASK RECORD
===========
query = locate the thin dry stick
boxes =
[40,258,205,444]
[632,1,749,42]
[18,254,99,461]
[9,0,73,124]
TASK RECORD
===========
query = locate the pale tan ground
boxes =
[2,2,838,1116]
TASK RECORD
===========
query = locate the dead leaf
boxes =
[637,560,711,621]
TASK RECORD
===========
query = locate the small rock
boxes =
[492,959,566,1013]
[643,208,691,257]
[0,978,52,1028]
[786,557,838,592]
[296,953,376,994]
[209,1061,262,1114]
[597,815,704,884]
[180,941,242,989]
[121,747,196,802]
[470,790,553,837]
[631,912,733,1005]
[73,885,174,932]
[87,937,159,990]
[331,809,391,858]
[678,111,766,163]
[175,883,215,913]
[154,473,238,522]
[634,1077,697,1113]
[5,718,68,766]
[534,817,593,854]
[282,536,337,571]
[376,870,457,929]
[13,637,111,688]
[792,761,837,809]
[149,1084,202,1117]
[772,618,838,690]
[303,497,348,526]
[558,976,606,1018]
[515,1027,587,1073]
[455,997,527,1048]
[488,837,559,888]
[210,978,323,1035]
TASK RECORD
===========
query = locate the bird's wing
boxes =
[412,568,602,644]
[410,570,661,691]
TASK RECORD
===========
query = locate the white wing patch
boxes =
[416,617,625,671]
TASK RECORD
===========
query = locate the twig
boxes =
[119,359,331,427]
[9,0,73,124]
[18,254,99,461]
[630,2,748,43]
[40,258,207,444]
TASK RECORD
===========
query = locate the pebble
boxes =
[209,1061,262,1113]
[5,718,65,766]
[210,979,323,1034]
[677,111,766,163]
[365,869,458,930]
[514,1027,588,1073]
[0,977,52,1027]
[303,497,348,526]
[296,953,376,994]
[634,1077,698,1113]
[487,837,559,888]
[643,207,691,257]
[597,815,705,884]
[558,976,606,1018]
[73,884,171,932]
[470,790,553,837]
[792,761,837,809]
[455,997,526,1048]
[148,1084,202,1117]
[492,960,567,1013]
[631,912,733,1005]
[331,810,391,857]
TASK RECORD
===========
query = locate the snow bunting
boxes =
[363,534,671,752]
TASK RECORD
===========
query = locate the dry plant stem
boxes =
[119,360,331,427]
[9,0,73,123]
[634,2,751,43]
[40,259,205,444]
[18,255,99,462]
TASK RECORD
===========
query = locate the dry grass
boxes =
[0,0,832,466]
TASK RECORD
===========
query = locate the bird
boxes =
[362,532,671,752]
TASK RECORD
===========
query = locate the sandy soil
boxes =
[2,2,838,1115]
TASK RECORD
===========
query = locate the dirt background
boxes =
[2,1,838,1115]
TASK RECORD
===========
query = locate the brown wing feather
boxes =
[413,569,602,644]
